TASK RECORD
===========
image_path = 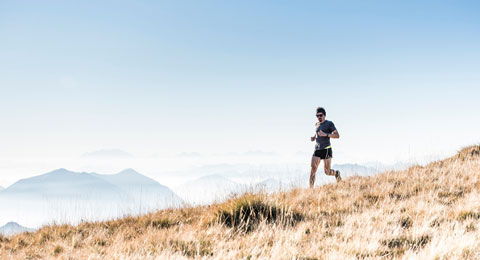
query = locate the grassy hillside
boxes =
[1,145,480,259]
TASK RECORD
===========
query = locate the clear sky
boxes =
[1,0,479,186]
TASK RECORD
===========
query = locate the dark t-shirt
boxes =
[315,120,337,150]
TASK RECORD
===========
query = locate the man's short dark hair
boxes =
[316,107,326,116]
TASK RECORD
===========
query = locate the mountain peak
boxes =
[117,168,140,175]
[4,221,21,227]
[48,168,71,174]
[0,222,35,236]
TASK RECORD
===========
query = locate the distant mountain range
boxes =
[1,168,182,206]
[0,168,183,228]
[3,168,126,200]
[0,222,35,236]
[90,168,183,207]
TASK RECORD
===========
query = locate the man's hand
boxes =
[310,136,315,142]
[317,130,328,137]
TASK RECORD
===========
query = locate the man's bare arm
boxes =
[318,129,339,138]
[329,130,340,139]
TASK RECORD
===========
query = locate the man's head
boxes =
[316,107,326,122]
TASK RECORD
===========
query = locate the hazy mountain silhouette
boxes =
[0,168,183,228]
[0,222,35,236]
[90,168,183,208]
[3,168,126,200]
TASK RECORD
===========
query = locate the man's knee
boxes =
[324,168,332,175]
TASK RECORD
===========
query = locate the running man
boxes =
[310,107,341,188]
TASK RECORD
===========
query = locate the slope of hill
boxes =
[1,145,479,259]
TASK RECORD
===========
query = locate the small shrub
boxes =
[216,197,303,232]
[355,252,374,259]
[379,235,431,257]
[25,249,41,260]
[382,235,430,251]
[148,218,178,229]
[93,238,108,247]
[399,216,412,229]
[56,225,74,240]
[324,217,344,228]
[384,237,407,249]
[389,192,411,201]
[363,194,380,204]
[53,245,63,255]
[458,211,480,221]
[376,248,405,258]
[39,232,52,244]
[16,239,28,249]
[0,234,8,243]
[73,239,83,249]
[169,239,212,257]
[430,218,442,227]
[466,223,476,232]
[393,181,402,188]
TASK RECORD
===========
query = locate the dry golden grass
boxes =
[1,145,480,259]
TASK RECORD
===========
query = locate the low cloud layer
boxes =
[82,149,133,158]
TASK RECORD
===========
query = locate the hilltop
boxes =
[1,145,479,259]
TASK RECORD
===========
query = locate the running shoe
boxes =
[335,170,342,182]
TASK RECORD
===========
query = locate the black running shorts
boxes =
[313,147,332,159]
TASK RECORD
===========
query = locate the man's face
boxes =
[316,113,325,123]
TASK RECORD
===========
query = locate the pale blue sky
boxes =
[1,0,479,185]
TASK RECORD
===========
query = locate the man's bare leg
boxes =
[310,156,321,188]
[324,158,342,182]
[323,158,335,176]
